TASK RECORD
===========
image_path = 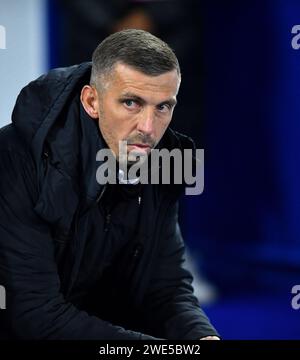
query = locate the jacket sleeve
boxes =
[142,200,219,340]
[0,149,157,340]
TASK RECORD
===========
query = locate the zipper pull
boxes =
[132,243,143,259]
[138,196,141,205]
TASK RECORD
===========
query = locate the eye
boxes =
[123,99,138,109]
[157,103,171,113]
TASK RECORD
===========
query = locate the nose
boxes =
[136,107,155,136]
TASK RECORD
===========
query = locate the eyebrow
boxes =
[119,91,177,107]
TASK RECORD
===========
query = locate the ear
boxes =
[80,85,99,119]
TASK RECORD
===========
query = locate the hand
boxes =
[200,336,220,340]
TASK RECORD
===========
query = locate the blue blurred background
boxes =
[1,0,300,339]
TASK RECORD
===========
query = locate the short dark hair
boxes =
[91,29,180,88]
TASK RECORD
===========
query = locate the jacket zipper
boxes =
[130,194,143,266]
[104,213,111,232]
[96,185,112,232]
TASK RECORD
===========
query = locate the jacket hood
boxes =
[12,62,92,169]
[11,62,195,235]
[12,62,103,235]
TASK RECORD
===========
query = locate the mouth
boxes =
[128,143,151,151]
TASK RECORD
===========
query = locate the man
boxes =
[0,29,219,339]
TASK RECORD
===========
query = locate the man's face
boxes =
[95,63,180,163]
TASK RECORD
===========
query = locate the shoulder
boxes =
[0,124,35,167]
[0,124,37,192]
[0,123,30,155]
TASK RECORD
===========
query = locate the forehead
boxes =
[108,63,180,98]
